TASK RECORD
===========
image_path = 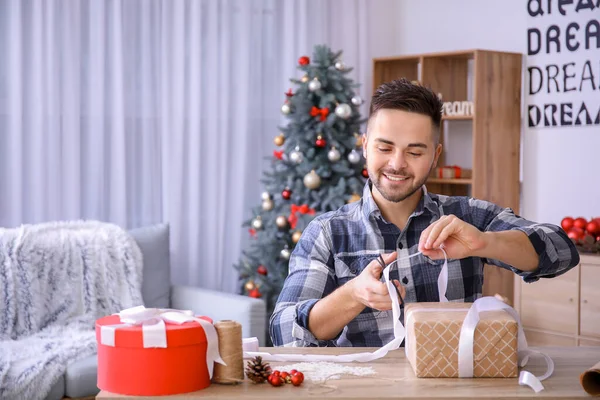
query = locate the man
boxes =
[269,78,579,347]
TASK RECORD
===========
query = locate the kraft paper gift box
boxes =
[404,302,519,378]
[96,306,220,396]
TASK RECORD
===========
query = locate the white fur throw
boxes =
[0,220,144,400]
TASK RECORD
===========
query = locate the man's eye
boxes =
[408,152,422,156]
[377,147,391,152]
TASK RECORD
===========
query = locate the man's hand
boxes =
[418,215,487,260]
[348,252,406,311]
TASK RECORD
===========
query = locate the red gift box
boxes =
[95,306,223,396]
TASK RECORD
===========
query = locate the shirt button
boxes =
[398,243,403,249]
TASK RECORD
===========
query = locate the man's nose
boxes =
[388,152,407,170]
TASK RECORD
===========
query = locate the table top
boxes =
[96,346,600,399]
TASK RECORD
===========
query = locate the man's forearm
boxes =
[307,282,364,340]
[475,230,539,272]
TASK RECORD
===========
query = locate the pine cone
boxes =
[245,356,272,384]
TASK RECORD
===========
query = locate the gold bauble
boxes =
[262,198,274,211]
[276,215,288,228]
[347,193,362,203]
[355,134,364,147]
[292,231,302,243]
[303,170,321,190]
[301,75,309,83]
[274,134,285,146]
[245,280,256,291]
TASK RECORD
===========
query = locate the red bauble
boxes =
[315,136,327,148]
[561,217,574,231]
[568,227,585,241]
[574,217,588,230]
[248,288,262,298]
[257,265,268,275]
[596,236,600,242]
[361,168,369,178]
[268,373,284,386]
[291,371,304,386]
[586,220,600,235]
[282,188,292,200]
[298,56,310,65]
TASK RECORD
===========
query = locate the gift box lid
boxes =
[96,314,213,348]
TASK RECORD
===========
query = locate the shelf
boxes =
[427,178,472,185]
[442,115,473,121]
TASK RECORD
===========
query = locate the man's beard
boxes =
[368,162,434,203]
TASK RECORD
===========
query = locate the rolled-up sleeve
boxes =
[269,218,338,347]
[467,199,580,283]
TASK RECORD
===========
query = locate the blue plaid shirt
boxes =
[269,181,580,347]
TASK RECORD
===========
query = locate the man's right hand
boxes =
[348,252,405,311]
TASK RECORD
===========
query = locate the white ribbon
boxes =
[99,305,226,379]
[245,250,447,363]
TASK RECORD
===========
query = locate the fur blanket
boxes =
[0,220,144,400]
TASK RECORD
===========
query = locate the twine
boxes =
[211,320,245,385]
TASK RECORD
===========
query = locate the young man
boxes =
[269,78,580,347]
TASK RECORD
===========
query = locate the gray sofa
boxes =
[42,223,266,400]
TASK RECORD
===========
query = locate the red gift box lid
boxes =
[95,314,213,349]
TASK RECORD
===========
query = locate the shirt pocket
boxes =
[333,254,379,286]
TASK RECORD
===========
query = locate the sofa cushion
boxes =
[129,223,171,308]
[44,374,65,400]
[64,355,99,398]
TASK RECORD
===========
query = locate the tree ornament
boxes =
[289,146,303,164]
[251,216,263,230]
[362,167,369,178]
[334,61,345,70]
[245,280,256,291]
[292,231,302,243]
[257,265,268,276]
[246,356,272,384]
[348,149,361,164]
[327,147,341,162]
[281,103,291,115]
[351,95,363,106]
[301,74,309,83]
[280,246,291,260]
[248,288,262,298]
[274,133,285,146]
[261,191,271,201]
[315,135,327,148]
[276,215,289,229]
[261,198,274,211]
[298,56,310,65]
[281,188,292,200]
[308,78,322,92]
[348,193,362,203]
[335,103,352,119]
[303,170,321,190]
[354,133,364,147]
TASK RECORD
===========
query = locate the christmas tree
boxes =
[234,45,367,337]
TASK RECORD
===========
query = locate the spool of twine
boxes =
[212,320,245,385]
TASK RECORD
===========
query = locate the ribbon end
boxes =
[214,357,227,366]
[519,371,545,393]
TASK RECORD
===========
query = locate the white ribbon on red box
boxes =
[99,306,226,379]
[244,250,554,393]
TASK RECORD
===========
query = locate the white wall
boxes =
[392,0,599,226]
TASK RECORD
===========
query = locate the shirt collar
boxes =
[361,180,440,222]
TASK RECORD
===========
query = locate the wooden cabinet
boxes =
[372,50,523,300]
[515,254,600,346]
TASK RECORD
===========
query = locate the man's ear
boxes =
[362,133,367,159]
[433,143,442,168]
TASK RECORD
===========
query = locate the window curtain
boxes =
[0,0,400,293]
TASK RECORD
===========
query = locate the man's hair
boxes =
[368,78,443,143]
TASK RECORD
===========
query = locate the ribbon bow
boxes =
[310,106,329,121]
[100,306,226,379]
[288,204,316,229]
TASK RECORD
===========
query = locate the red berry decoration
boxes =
[298,56,310,65]
[361,168,369,178]
[282,188,292,200]
[315,135,327,148]
[257,265,268,275]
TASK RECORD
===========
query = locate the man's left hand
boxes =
[418,215,487,260]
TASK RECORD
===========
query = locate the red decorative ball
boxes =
[586,220,600,236]
[248,288,262,298]
[282,188,292,200]
[361,168,369,178]
[561,217,574,231]
[298,56,310,65]
[257,265,268,276]
[574,217,588,230]
[315,136,327,148]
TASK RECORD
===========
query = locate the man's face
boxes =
[363,109,441,203]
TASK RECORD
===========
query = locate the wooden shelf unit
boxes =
[372,49,523,300]
[514,253,600,347]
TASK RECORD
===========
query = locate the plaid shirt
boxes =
[269,181,580,347]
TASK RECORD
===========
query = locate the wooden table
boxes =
[96,346,600,399]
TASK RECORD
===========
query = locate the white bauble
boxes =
[334,61,345,70]
[303,170,321,190]
[348,149,361,164]
[281,103,291,114]
[327,147,341,162]
[280,247,291,260]
[261,199,274,211]
[335,103,352,119]
[308,78,322,92]
[289,147,304,164]
[251,216,263,230]
[351,95,363,106]
[261,191,270,200]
